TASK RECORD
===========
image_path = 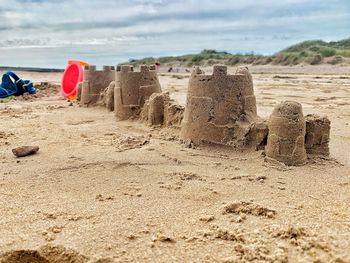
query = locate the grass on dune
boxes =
[125,38,350,67]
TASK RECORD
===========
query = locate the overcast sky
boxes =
[0,0,349,68]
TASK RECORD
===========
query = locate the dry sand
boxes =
[0,65,349,262]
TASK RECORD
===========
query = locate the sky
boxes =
[0,0,349,68]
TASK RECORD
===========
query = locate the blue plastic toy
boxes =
[0,71,36,98]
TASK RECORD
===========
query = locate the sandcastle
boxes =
[80,65,115,106]
[78,64,162,119]
[265,101,307,166]
[88,64,184,127]
[75,63,332,166]
[265,102,331,165]
[305,114,331,156]
[180,65,264,148]
[141,92,185,127]
[114,65,161,120]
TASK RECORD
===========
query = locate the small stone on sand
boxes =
[12,146,39,157]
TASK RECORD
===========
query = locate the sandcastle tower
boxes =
[179,65,258,146]
[140,92,185,127]
[305,114,331,156]
[266,101,307,166]
[114,65,161,120]
[235,67,257,117]
[80,65,115,106]
[97,81,115,111]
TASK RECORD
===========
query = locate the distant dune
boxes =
[126,38,350,67]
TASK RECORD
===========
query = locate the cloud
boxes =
[0,0,349,67]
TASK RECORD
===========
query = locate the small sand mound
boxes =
[269,226,335,257]
[35,82,61,97]
[0,250,49,263]
[273,226,309,240]
[152,233,176,243]
[215,228,245,242]
[221,243,288,263]
[114,135,150,152]
[223,201,276,218]
[170,172,203,181]
[38,245,89,263]
[272,226,331,251]
[0,245,89,263]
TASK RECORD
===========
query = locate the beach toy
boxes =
[0,71,36,98]
[68,60,89,67]
[61,62,84,100]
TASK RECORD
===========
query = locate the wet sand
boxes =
[0,65,349,262]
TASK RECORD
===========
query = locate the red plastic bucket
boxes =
[61,62,83,99]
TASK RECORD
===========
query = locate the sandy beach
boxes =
[0,65,349,262]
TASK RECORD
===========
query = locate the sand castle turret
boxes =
[97,81,116,111]
[266,101,307,166]
[114,65,161,120]
[179,65,259,147]
[305,114,331,156]
[80,65,115,106]
[140,92,185,127]
[235,67,257,117]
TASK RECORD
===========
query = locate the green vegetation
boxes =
[125,38,350,66]
[275,38,350,65]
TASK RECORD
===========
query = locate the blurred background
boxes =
[0,0,349,68]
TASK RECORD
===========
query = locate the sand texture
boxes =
[0,65,349,262]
